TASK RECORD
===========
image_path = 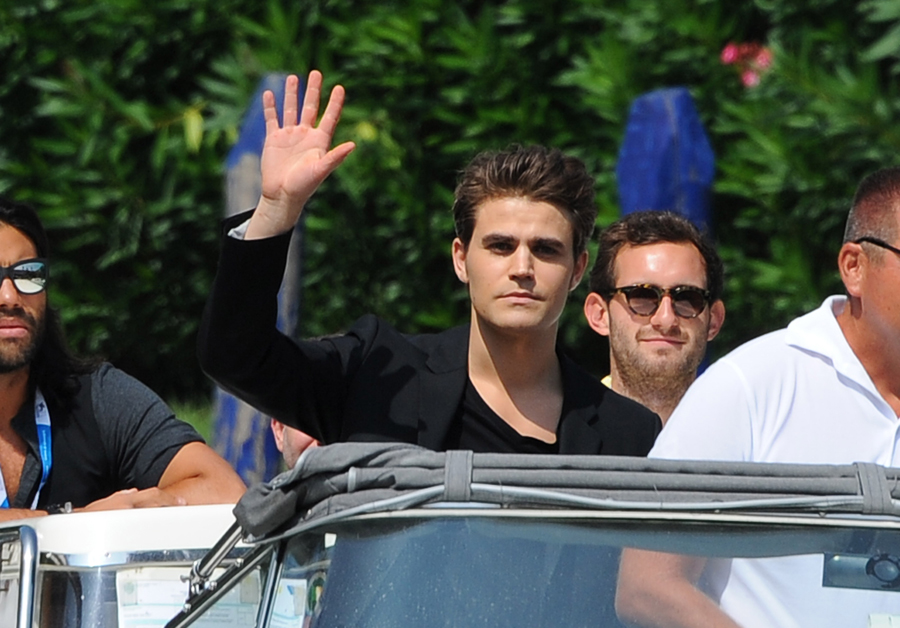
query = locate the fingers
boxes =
[79,487,186,512]
[282,74,300,127]
[299,70,323,129]
[80,488,138,512]
[130,488,186,508]
[263,74,301,133]
[324,141,357,172]
[266,70,347,137]
[317,84,346,139]
[263,89,279,135]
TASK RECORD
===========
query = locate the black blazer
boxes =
[198,219,661,456]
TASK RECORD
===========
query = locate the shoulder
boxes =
[673,329,792,413]
[722,326,789,362]
[700,327,794,389]
[88,363,162,406]
[347,315,466,343]
[87,362,202,442]
[652,329,793,460]
[85,363,191,438]
[345,314,468,361]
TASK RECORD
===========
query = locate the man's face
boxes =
[0,224,45,374]
[584,242,724,383]
[452,197,588,336]
[270,419,318,469]
[841,223,900,340]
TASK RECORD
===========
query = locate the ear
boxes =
[838,242,865,298]
[570,251,589,291]
[584,292,611,337]
[452,237,469,284]
[707,300,726,341]
[270,419,286,453]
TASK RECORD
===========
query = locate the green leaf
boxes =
[862,22,900,61]
[183,106,204,153]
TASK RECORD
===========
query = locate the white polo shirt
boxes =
[654,295,900,465]
[651,296,900,627]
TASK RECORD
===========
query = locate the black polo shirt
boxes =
[10,363,202,509]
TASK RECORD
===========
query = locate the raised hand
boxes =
[247,70,356,239]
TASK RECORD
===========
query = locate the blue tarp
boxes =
[616,87,715,231]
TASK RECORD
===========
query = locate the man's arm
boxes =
[0,508,49,522]
[615,359,757,628]
[87,364,244,506]
[616,549,742,628]
[156,442,245,503]
[198,70,357,441]
[78,442,245,511]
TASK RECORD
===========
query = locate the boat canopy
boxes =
[234,442,900,541]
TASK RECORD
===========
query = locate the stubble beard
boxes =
[0,307,44,374]
[609,323,706,417]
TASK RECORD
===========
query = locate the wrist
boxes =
[248,197,303,240]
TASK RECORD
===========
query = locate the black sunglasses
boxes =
[854,236,900,258]
[0,258,49,295]
[608,284,711,319]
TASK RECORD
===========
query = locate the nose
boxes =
[0,276,21,306]
[510,246,535,279]
[649,294,678,329]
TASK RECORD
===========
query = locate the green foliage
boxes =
[0,0,259,397]
[710,1,900,347]
[2,0,900,396]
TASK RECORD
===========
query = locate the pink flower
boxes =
[721,41,773,88]
[741,70,760,87]
[721,43,739,64]
[755,48,773,69]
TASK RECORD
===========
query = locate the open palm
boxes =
[252,71,355,237]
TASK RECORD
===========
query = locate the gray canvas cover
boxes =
[233,442,900,540]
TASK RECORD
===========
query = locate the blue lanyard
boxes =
[0,389,51,509]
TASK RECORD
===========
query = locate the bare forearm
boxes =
[157,442,246,505]
[616,549,742,628]
[161,473,245,505]
[0,508,47,522]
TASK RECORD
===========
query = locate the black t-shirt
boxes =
[444,379,559,454]
[10,363,203,509]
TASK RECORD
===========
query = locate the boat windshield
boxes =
[180,513,900,628]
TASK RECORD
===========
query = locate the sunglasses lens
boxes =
[12,261,47,294]
[624,287,661,316]
[672,289,707,318]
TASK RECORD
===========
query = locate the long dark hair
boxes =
[0,196,99,408]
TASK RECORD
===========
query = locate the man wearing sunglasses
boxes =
[583,211,725,424]
[616,168,900,627]
[199,70,660,456]
[0,197,245,522]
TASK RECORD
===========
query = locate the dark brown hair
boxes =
[589,210,723,301]
[452,145,597,257]
[843,167,900,254]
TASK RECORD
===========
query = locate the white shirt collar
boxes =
[785,295,879,396]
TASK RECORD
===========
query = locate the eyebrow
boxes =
[481,233,517,246]
[529,237,566,250]
[480,234,567,247]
